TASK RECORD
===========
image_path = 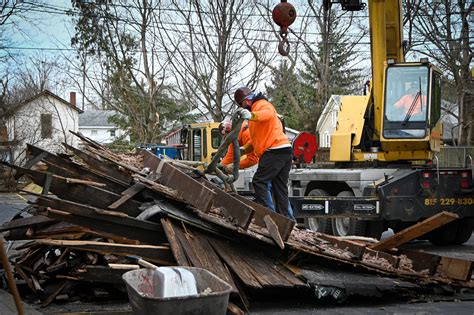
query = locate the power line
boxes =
[17,2,472,44]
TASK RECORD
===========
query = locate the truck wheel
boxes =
[428,221,458,246]
[304,189,333,234]
[331,191,366,236]
[452,218,474,245]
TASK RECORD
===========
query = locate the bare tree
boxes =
[405,0,473,145]
[156,0,276,122]
[69,0,189,143]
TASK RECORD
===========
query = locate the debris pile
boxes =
[0,132,473,309]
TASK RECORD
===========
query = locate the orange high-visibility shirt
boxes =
[244,99,290,157]
[221,121,258,169]
[394,94,427,115]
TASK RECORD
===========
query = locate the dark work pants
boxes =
[253,147,293,217]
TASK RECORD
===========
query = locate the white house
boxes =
[6,90,82,165]
[78,108,129,144]
[316,95,340,148]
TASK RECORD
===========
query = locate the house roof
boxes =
[16,90,83,114]
[316,95,340,131]
[79,109,119,127]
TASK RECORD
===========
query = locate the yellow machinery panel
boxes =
[329,95,370,162]
[330,133,352,161]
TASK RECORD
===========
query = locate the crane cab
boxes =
[380,61,442,160]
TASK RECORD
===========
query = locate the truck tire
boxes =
[331,191,366,237]
[428,221,458,246]
[304,189,333,235]
[452,218,474,245]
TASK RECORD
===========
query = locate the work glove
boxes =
[239,146,246,156]
[236,108,252,120]
[223,164,234,174]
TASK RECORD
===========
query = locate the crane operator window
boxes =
[383,66,429,139]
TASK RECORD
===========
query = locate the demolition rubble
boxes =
[0,132,473,310]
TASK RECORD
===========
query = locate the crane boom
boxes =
[369,0,404,139]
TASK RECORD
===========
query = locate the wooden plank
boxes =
[63,143,132,185]
[264,215,284,249]
[397,249,441,275]
[33,239,175,266]
[86,145,143,175]
[436,257,473,281]
[0,216,55,232]
[370,212,459,251]
[108,183,146,209]
[75,265,137,284]
[23,151,48,170]
[160,218,190,266]
[27,144,128,194]
[35,200,166,245]
[200,180,254,229]
[209,238,263,289]
[211,238,304,289]
[170,222,237,291]
[140,150,216,212]
[9,165,142,217]
[132,174,183,202]
[231,193,295,241]
[65,178,106,187]
[41,281,66,308]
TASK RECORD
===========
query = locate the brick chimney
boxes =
[69,92,77,107]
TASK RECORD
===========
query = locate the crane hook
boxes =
[272,1,296,57]
[278,32,290,56]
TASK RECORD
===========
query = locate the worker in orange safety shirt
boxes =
[233,86,294,219]
[394,82,427,117]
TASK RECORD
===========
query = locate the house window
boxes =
[325,132,330,147]
[109,129,116,137]
[40,114,52,139]
[91,130,98,135]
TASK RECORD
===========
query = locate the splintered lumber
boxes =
[264,215,284,249]
[289,264,420,298]
[210,238,307,290]
[65,178,106,187]
[75,265,139,284]
[41,281,67,308]
[34,196,167,244]
[161,218,190,266]
[231,193,295,241]
[200,180,254,229]
[163,219,237,292]
[436,257,473,281]
[132,174,183,202]
[63,143,132,185]
[32,239,175,266]
[108,182,146,209]
[0,216,55,232]
[27,144,128,194]
[8,164,142,217]
[369,211,459,251]
[140,150,216,213]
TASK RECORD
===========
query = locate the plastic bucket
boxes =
[123,267,233,315]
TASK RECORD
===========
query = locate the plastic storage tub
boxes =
[122,266,233,315]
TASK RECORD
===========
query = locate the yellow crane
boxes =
[273,0,473,245]
[328,0,443,163]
